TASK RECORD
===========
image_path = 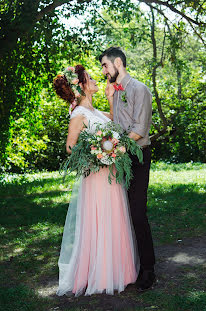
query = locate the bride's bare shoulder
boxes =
[69,114,87,128]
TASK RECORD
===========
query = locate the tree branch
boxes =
[36,0,71,21]
[160,24,166,64]
[150,8,168,139]
[0,0,89,57]
[151,121,160,131]
[150,127,168,141]
[37,0,91,20]
[138,0,206,26]
[187,20,206,48]
[146,2,206,46]
[92,9,119,32]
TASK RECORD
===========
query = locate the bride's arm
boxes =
[66,115,87,154]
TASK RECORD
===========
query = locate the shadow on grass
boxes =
[0,285,53,311]
[1,181,205,248]
[0,173,206,310]
[0,191,69,225]
[0,174,72,231]
[148,183,206,244]
[1,238,206,311]
[139,288,206,311]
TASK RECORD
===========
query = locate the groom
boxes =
[99,47,156,291]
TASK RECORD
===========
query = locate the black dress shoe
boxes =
[136,270,156,291]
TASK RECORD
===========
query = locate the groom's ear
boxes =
[114,57,122,68]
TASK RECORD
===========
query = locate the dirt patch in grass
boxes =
[33,235,206,311]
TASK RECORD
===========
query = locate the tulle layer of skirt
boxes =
[56,167,139,297]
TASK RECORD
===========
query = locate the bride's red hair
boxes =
[53,65,86,103]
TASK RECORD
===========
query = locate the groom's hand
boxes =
[128,131,142,141]
[105,79,114,119]
[105,79,115,98]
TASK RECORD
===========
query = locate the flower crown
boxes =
[63,67,82,98]
[63,66,83,114]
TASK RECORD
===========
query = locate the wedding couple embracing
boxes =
[53,47,156,297]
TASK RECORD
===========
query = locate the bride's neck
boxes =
[79,94,94,110]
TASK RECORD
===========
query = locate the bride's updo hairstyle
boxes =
[53,65,87,103]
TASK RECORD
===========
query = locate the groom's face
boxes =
[101,56,119,83]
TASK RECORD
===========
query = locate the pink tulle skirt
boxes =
[57,167,139,297]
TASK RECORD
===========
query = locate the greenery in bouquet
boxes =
[60,122,143,189]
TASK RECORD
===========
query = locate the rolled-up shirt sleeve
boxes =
[130,85,152,137]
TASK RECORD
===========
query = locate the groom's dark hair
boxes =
[99,47,126,68]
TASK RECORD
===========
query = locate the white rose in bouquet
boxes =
[103,140,113,152]
[112,131,120,140]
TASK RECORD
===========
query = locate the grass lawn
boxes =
[0,162,206,311]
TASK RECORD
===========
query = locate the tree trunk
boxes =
[150,8,168,142]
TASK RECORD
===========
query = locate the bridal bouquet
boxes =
[60,122,143,189]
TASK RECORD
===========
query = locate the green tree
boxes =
[81,7,206,161]
[1,0,206,171]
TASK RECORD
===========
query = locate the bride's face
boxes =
[83,72,99,94]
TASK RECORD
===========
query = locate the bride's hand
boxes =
[105,79,115,98]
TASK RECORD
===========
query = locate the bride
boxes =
[53,64,139,297]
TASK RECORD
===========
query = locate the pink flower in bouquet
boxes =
[67,67,75,72]
[119,146,126,153]
[96,130,102,136]
[97,153,103,159]
[71,78,79,85]
[91,146,97,150]
[112,138,119,145]
[111,153,116,158]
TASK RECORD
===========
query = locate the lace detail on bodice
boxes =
[70,106,110,133]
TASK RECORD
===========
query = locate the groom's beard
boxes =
[108,66,119,83]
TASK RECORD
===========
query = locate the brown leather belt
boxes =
[142,145,149,149]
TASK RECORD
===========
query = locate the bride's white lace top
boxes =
[70,106,110,133]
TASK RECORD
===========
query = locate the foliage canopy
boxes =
[0,0,205,171]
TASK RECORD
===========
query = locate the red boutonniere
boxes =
[113,83,124,91]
